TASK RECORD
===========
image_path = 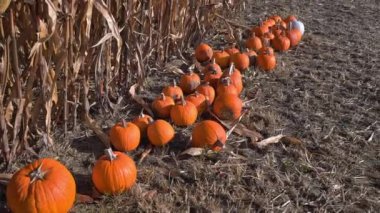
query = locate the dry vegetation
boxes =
[1,0,379,212]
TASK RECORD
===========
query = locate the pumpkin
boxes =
[244,48,257,67]
[213,49,230,69]
[170,96,198,126]
[110,119,140,152]
[258,39,275,55]
[147,119,175,146]
[252,22,269,37]
[132,111,153,137]
[191,120,227,151]
[195,43,213,63]
[179,69,201,94]
[225,46,240,56]
[262,30,275,41]
[257,47,276,71]
[217,77,238,96]
[6,158,76,213]
[0,0,11,14]
[231,52,250,72]
[162,79,183,100]
[222,63,243,94]
[196,81,215,104]
[245,32,262,52]
[92,148,137,195]
[204,60,223,89]
[270,15,282,23]
[152,93,175,118]
[213,93,242,120]
[271,31,290,52]
[284,15,297,25]
[186,91,207,115]
[263,18,276,28]
[286,22,302,47]
[272,22,284,37]
[203,58,222,75]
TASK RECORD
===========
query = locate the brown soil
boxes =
[1,0,379,212]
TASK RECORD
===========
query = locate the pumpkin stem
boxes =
[228,63,235,76]
[160,93,166,100]
[172,79,177,87]
[194,91,199,97]
[105,148,117,161]
[121,119,127,128]
[139,109,145,118]
[180,95,186,105]
[211,58,216,65]
[147,116,154,124]
[29,162,46,184]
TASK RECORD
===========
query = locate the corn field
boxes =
[0,0,245,166]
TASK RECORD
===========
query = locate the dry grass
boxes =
[1,0,380,212]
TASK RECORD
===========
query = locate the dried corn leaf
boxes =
[128,84,154,116]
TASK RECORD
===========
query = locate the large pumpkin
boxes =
[162,79,183,100]
[179,69,201,94]
[195,43,213,63]
[213,93,242,120]
[152,93,175,118]
[6,158,76,213]
[170,96,198,126]
[109,119,141,152]
[147,119,175,146]
[92,148,137,195]
[191,120,227,151]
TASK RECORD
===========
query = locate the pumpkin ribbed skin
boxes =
[195,43,213,63]
[179,71,201,94]
[191,120,227,151]
[162,80,183,100]
[170,97,198,126]
[257,49,276,71]
[213,50,230,68]
[147,119,175,146]
[186,92,207,115]
[196,82,215,104]
[6,158,76,213]
[245,33,262,52]
[152,94,175,118]
[110,121,140,151]
[213,93,243,120]
[92,150,137,195]
[132,113,153,137]
[271,32,291,52]
[231,53,250,72]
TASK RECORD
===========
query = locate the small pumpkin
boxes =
[245,32,262,52]
[225,45,240,56]
[284,15,297,25]
[271,31,291,52]
[162,79,183,100]
[179,69,201,94]
[196,81,216,104]
[270,15,283,23]
[258,39,275,55]
[170,96,198,126]
[147,119,175,146]
[92,148,137,195]
[152,93,175,118]
[204,60,223,89]
[252,22,269,37]
[217,77,238,96]
[257,47,276,72]
[213,93,243,120]
[132,111,153,137]
[263,18,276,28]
[203,58,222,75]
[7,158,76,213]
[261,30,275,41]
[195,43,213,63]
[286,22,302,47]
[222,63,243,94]
[231,52,250,72]
[191,120,227,151]
[110,119,140,152]
[186,91,207,115]
[213,49,230,69]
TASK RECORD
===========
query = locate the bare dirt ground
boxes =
[1,0,379,212]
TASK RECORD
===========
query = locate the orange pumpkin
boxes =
[284,15,297,25]
[263,18,276,28]
[217,77,238,96]
[213,50,230,69]
[92,148,137,195]
[191,120,227,151]
[179,69,201,94]
[132,111,153,137]
[147,119,175,146]
[245,32,262,52]
[258,40,275,55]
[252,23,269,37]
[222,63,243,94]
[270,15,282,23]
[204,61,223,89]
[186,91,207,115]
[286,22,302,47]
[195,43,213,63]
[152,93,175,118]
[162,79,183,100]
[225,46,240,56]
[262,31,275,41]
[110,119,140,152]
[170,96,198,126]
[231,52,250,72]
[213,93,243,120]
[203,58,222,75]
[7,158,76,213]
[196,81,216,104]
[271,31,290,52]
[257,48,276,72]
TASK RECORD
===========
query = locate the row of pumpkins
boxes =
[5,14,305,212]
